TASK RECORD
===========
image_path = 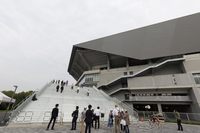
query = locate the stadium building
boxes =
[68,12,200,113]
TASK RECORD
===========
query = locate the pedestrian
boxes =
[113,105,120,133]
[71,106,79,130]
[66,80,68,86]
[87,89,89,96]
[174,110,183,131]
[56,85,59,92]
[60,86,64,93]
[32,94,37,101]
[80,108,87,133]
[94,106,101,129]
[71,85,74,90]
[107,110,113,128]
[77,86,80,93]
[124,110,130,133]
[85,104,93,133]
[120,111,125,132]
[46,104,59,130]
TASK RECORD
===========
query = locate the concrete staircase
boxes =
[11,83,124,123]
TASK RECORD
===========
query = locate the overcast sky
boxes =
[0,0,200,92]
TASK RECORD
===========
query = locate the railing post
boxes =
[186,113,190,122]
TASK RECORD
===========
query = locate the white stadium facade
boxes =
[68,12,200,113]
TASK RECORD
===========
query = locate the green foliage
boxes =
[0,90,33,110]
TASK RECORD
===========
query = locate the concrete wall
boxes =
[183,54,200,113]
[184,54,200,73]
[79,54,200,113]
[129,96,191,102]
[152,62,184,75]
[128,74,192,89]
[190,87,200,113]
[97,64,150,87]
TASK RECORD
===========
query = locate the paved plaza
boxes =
[1,122,200,133]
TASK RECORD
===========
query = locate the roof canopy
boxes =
[68,12,200,80]
[0,92,15,104]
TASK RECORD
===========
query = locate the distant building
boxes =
[68,12,200,113]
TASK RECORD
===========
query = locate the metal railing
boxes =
[99,58,185,93]
[94,86,139,121]
[138,111,200,124]
[5,92,36,125]
[9,82,52,124]
[164,112,200,124]
[112,97,139,120]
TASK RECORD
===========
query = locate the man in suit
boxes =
[46,104,59,130]
[85,104,93,133]
[71,106,79,130]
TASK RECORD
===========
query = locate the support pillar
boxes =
[157,103,162,114]
[126,58,129,70]
[107,54,110,70]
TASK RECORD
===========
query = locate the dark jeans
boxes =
[125,125,130,133]
[92,117,95,127]
[177,119,183,131]
[107,118,113,127]
[47,117,56,130]
[71,117,77,130]
[95,116,100,129]
[85,122,91,133]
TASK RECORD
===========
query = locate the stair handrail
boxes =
[11,91,35,111]
[93,86,139,120]
[8,82,52,124]
[99,57,184,88]
[111,96,139,120]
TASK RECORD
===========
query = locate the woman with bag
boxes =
[124,111,130,133]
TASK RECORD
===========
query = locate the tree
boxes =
[1,90,33,110]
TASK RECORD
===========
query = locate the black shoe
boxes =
[51,128,54,130]
[46,128,49,130]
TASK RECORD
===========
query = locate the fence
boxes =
[8,82,52,124]
[95,86,139,121]
[138,111,200,124]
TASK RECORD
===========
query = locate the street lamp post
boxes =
[10,85,18,110]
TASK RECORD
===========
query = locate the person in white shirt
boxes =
[94,106,101,129]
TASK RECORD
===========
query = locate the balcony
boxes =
[128,73,193,89]
[128,96,192,102]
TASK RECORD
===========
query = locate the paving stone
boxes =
[1,122,200,133]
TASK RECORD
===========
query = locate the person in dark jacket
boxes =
[46,104,59,130]
[174,110,183,131]
[71,106,79,130]
[85,104,93,133]
[56,85,59,92]
[60,86,64,93]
